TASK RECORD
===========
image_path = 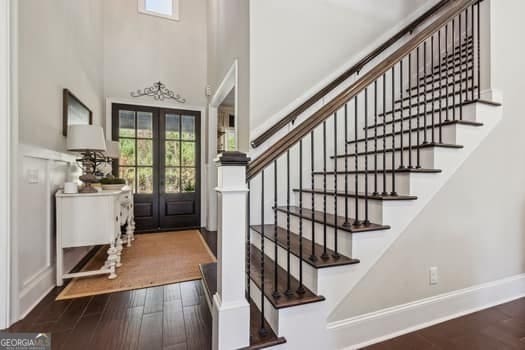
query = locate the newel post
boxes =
[212,151,251,350]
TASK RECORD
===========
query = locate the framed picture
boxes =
[63,89,93,136]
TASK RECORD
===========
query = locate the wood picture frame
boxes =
[63,89,93,136]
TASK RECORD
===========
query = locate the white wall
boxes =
[18,0,104,152]
[330,0,525,322]
[249,0,436,139]
[207,0,250,152]
[103,0,208,110]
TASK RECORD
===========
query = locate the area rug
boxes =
[56,230,216,300]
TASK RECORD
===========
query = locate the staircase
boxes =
[201,0,502,349]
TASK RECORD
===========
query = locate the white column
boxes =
[212,152,250,350]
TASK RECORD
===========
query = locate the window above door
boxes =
[138,0,180,21]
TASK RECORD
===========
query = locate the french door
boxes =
[112,104,201,232]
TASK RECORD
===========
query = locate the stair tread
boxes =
[249,245,325,309]
[365,99,500,130]
[313,168,442,175]
[251,224,360,268]
[293,188,417,201]
[350,120,483,144]
[276,206,390,233]
[332,142,463,159]
[199,263,287,349]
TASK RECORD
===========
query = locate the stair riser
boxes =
[250,229,319,293]
[274,213,355,257]
[313,173,412,195]
[333,147,436,171]
[248,280,281,337]
[291,192,386,225]
[351,125,459,153]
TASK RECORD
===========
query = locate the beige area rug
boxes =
[57,230,216,300]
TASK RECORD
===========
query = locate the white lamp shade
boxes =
[106,141,121,159]
[67,125,107,152]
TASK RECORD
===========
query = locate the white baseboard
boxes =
[328,273,525,350]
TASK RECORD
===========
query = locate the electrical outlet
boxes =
[429,267,439,285]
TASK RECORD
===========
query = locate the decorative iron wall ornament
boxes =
[130,81,186,103]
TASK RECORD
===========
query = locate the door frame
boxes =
[206,60,239,232]
[106,97,206,227]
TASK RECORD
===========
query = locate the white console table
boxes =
[55,188,134,286]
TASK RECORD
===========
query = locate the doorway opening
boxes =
[112,103,201,232]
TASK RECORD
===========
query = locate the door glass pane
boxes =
[119,139,135,166]
[182,115,195,140]
[119,110,135,138]
[120,167,136,193]
[181,168,195,192]
[165,141,180,166]
[137,167,153,194]
[137,139,153,166]
[165,168,180,193]
[181,142,195,166]
[165,114,180,139]
[137,112,153,138]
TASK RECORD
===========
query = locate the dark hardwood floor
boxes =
[364,297,525,350]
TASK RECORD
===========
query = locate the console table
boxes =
[55,188,134,286]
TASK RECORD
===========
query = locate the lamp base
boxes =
[79,174,99,194]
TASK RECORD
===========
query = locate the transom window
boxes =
[138,0,180,21]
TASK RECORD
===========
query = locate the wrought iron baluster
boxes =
[354,96,362,225]
[445,24,450,121]
[259,171,267,337]
[343,104,351,227]
[382,75,388,195]
[373,82,379,193]
[272,160,280,299]
[364,88,370,225]
[297,140,305,294]
[438,29,443,144]
[470,4,475,101]
[423,41,428,144]
[416,46,422,168]
[452,17,457,120]
[408,53,413,168]
[285,150,293,295]
[431,35,436,144]
[309,131,317,262]
[477,1,481,99]
[391,67,398,196]
[247,182,251,300]
[322,121,329,260]
[459,12,464,121]
[333,114,340,258]
[399,58,405,169]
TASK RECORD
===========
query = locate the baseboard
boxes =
[327,273,525,350]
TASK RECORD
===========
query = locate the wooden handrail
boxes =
[249,0,453,149]
[247,0,477,180]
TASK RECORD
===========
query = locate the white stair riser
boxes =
[313,172,413,194]
[291,192,387,225]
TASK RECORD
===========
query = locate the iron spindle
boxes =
[400,59,406,169]
[470,4,475,101]
[438,29,443,143]
[322,121,329,259]
[408,53,413,168]
[259,171,267,337]
[333,114,340,257]
[364,88,370,225]
[431,35,436,144]
[382,74,388,195]
[464,7,470,105]
[343,104,351,227]
[297,140,305,294]
[247,182,251,300]
[373,81,379,193]
[477,1,481,99]
[445,24,450,121]
[285,150,293,295]
[459,12,464,121]
[416,46,422,168]
[452,17,457,120]
[309,131,317,262]
[354,96,362,225]
[272,160,280,299]
[391,67,398,196]
[423,41,428,144]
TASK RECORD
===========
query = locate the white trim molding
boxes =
[328,274,525,350]
[206,60,239,232]
[0,0,13,330]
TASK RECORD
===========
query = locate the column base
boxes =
[212,293,250,350]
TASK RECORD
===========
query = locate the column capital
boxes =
[215,151,250,167]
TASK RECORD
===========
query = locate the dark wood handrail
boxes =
[247,0,477,179]
[250,0,453,149]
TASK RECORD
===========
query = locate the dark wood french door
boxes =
[112,104,201,232]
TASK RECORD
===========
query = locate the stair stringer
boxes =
[312,101,502,349]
